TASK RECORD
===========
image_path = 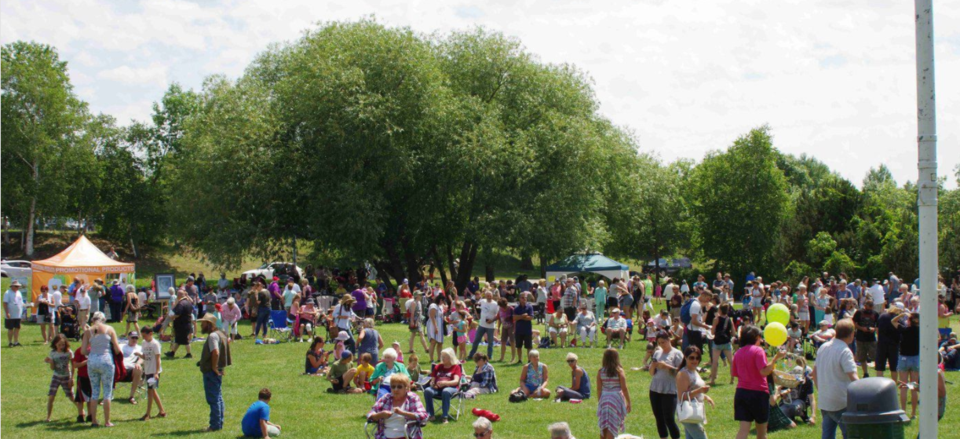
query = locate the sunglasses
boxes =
[567,359,576,363]
[390,385,406,389]
[474,432,489,437]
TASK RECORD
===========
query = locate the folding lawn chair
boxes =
[364,419,425,439]
[452,374,473,420]
[268,310,292,340]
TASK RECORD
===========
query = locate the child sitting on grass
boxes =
[355,353,375,391]
[241,388,281,438]
[45,334,74,422]
[326,351,363,394]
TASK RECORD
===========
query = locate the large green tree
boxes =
[169,22,632,290]
[1,41,86,256]
[687,126,790,280]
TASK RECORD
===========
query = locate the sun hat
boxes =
[336,331,350,341]
[10,280,21,287]
[198,313,218,325]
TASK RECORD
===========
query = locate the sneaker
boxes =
[164,352,174,358]
[184,353,193,359]
[77,415,85,423]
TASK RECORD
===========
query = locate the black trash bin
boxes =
[842,377,909,439]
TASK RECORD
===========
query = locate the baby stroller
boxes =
[59,304,81,341]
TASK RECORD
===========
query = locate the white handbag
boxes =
[677,392,705,424]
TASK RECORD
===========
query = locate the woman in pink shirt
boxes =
[731,325,785,439]
[220,298,242,341]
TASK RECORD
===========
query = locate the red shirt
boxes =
[430,363,462,384]
[73,348,88,378]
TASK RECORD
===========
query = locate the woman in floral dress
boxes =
[596,348,631,438]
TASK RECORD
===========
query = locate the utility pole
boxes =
[914,1,938,438]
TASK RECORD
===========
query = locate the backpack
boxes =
[680,298,696,326]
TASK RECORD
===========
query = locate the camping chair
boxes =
[381,298,397,323]
[364,418,425,439]
[452,374,473,420]
[268,310,292,340]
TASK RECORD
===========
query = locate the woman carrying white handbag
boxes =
[676,346,714,439]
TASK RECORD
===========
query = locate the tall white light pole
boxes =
[914,1,938,438]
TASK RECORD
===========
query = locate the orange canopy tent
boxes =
[30,235,135,304]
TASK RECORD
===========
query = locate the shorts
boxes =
[145,373,160,389]
[798,312,810,322]
[619,295,634,310]
[856,340,876,363]
[127,312,139,322]
[751,298,762,308]
[875,343,899,372]
[36,314,52,324]
[500,326,514,345]
[331,373,353,392]
[899,355,920,372]
[515,333,533,350]
[456,335,467,345]
[549,326,568,335]
[74,376,92,402]
[714,342,733,352]
[174,327,190,345]
[4,319,21,330]
[49,375,75,398]
[118,366,137,383]
[734,388,770,423]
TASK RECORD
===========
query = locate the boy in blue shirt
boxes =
[241,388,281,438]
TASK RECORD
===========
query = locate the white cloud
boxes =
[97,64,169,88]
[1,0,957,187]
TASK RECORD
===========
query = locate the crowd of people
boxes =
[5,266,959,438]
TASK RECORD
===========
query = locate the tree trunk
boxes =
[520,252,534,270]
[25,196,36,257]
[130,238,139,259]
[455,241,478,292]
[432,246,449,289]
[446,245,458,280]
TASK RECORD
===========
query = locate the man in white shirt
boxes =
[3,280,26,347]
[469,290,500,359]
[120,331,144,403]
[605,308,627,349]
[812,319,859,439]
[687,291,712,354]
[217,273,231,291]
[868,279,886,308]
[50,285,64,337]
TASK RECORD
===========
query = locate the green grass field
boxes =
[2,310,957,439]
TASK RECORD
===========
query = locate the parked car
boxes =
[0,259,32,279]
[242,262,304,282]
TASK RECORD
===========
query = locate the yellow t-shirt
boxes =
[356,363,375,381]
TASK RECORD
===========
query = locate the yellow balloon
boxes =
[764,322,788,347]
[766,303,791,326]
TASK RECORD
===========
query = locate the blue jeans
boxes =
[424,386,457,419]
[684,422,708,439]
[469,326,496,359]
[255,307,271,338]
[203,371,224,430]
[821,409,847,439]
